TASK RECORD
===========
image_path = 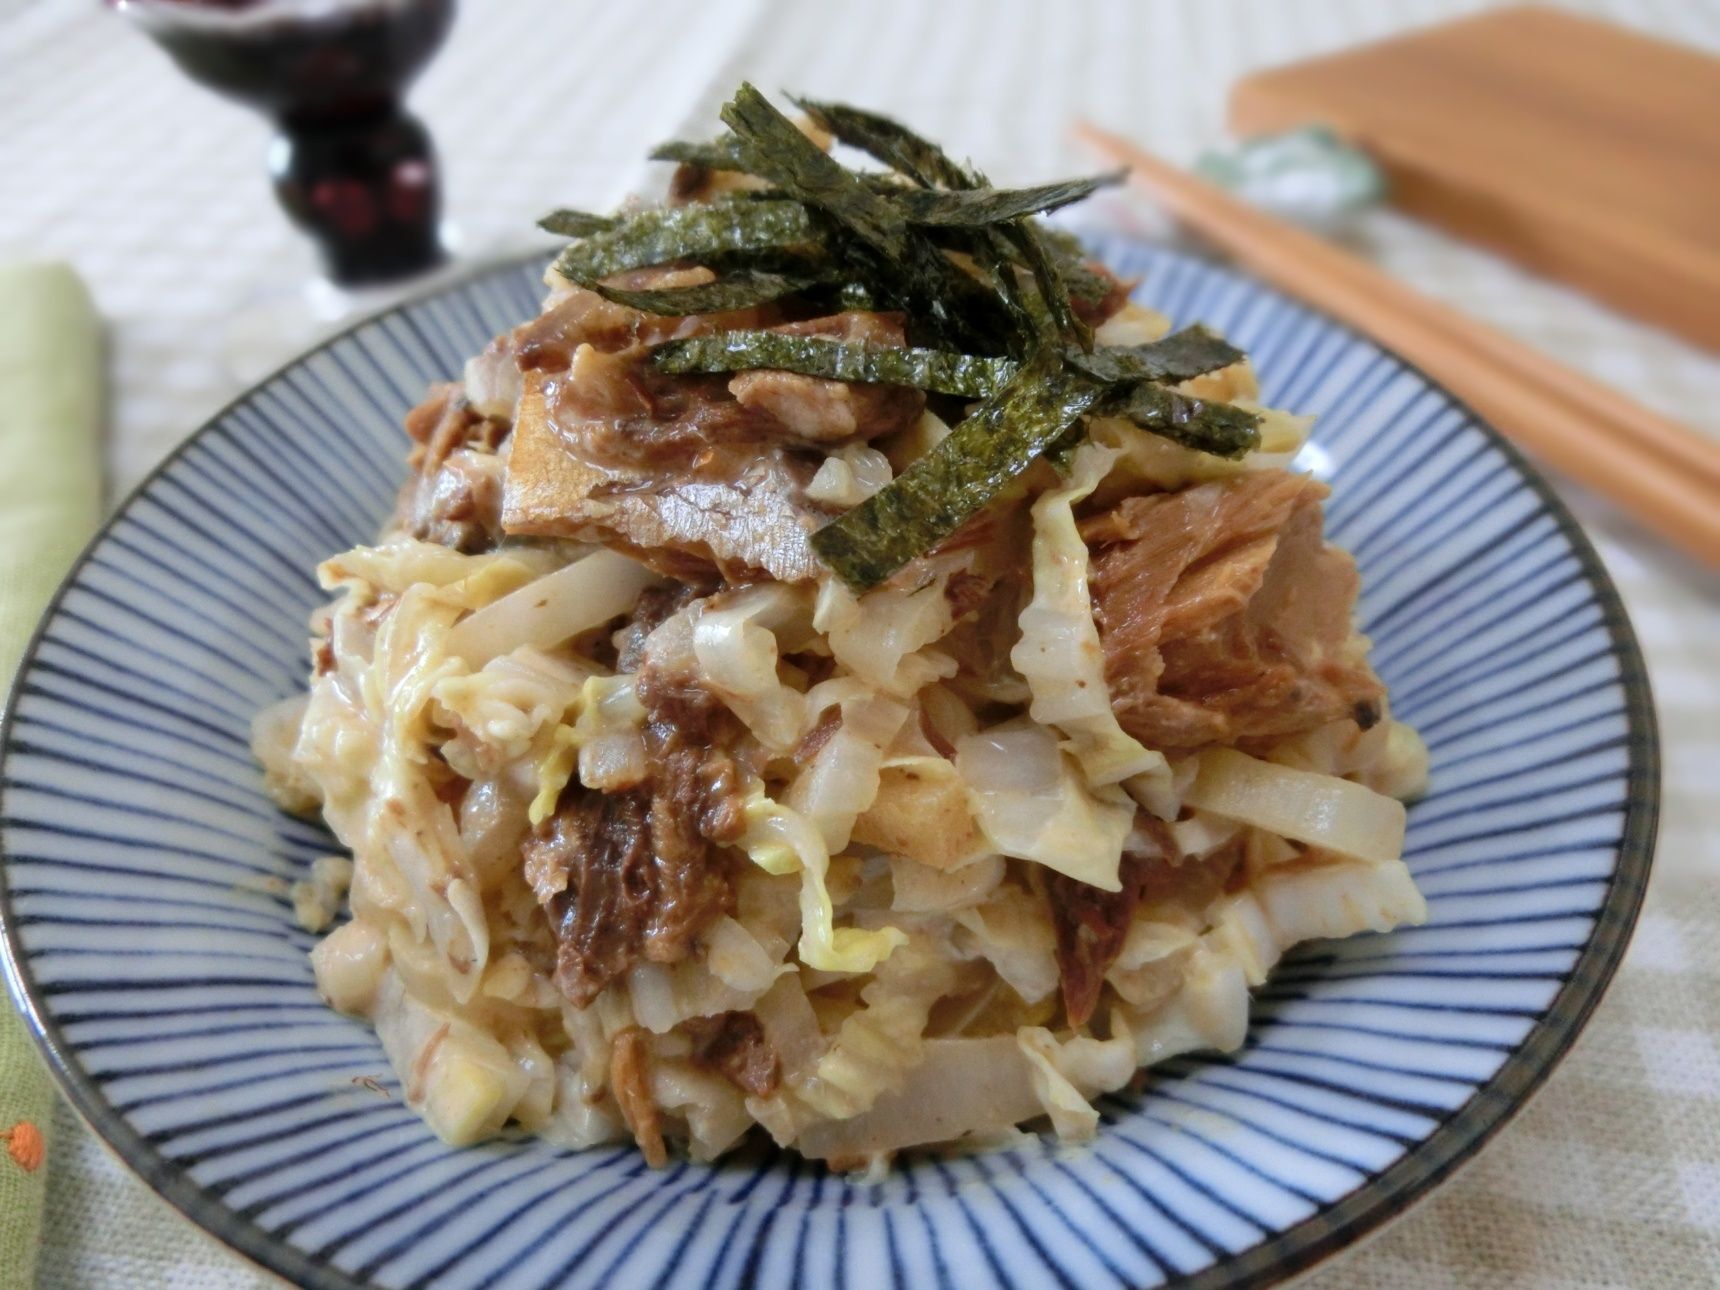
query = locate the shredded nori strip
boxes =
[1067,325,1247,385]
[651,321,1233,399]
[1042,227,1120,307]
[538,209,617,238]
[552,197,819,282]
[791,96,1043,334]
[667,172,1119,225]
[1104,382,1261,458]
[792,96,1095,347]
[791,96,976,189]
[721,91,908,257]
[792,96,1092,348]
[1007,220,1091,347]
[649,137,751,171]
[654,134,920,202]
[720,85,1012,353]
[810,349,1107,589]
[650,331,1013,397]
[580,270,829,316]
[891,172,1124,225]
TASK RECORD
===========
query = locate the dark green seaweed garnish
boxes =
[649,325,1259,458]
[552,198,819,282]
[790,92,1089,347]
[1041,226,1121,307]
[1103,383,1261,458]
[790,96,976,189]
[890,173,1124,226]
[534,85,1276,590]
[810,349,1108,590]
[1001,219,1090,348]
[653,135,913,199]
[649,137,751,172]
[538,209,617,238]
[580,270,830,316]
[720,85,1013,353]
[1065,325,1247,385]
[650,331,1013,398]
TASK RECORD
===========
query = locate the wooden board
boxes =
[1229,5,1720,351]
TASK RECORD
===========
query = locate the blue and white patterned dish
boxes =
[0,239,1657,1289]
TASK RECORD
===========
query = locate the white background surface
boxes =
[2,0,1717,1285]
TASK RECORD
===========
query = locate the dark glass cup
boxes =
[115,0,456,286]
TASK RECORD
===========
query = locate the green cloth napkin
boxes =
[0,261,103,1290]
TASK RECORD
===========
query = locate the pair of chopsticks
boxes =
[1076,123,1720,569]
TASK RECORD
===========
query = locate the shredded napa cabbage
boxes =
[1093,300,1171,347]
[805,443,893,507]
[952,883,1060,1004]
[529,673,647,825]
[1017,1026,1135,1140]
[1119,946,1252,1065]
[1017,1028,1100,1138]
[1083,405,1307,504]
[734,781,906,973]
[1182,746,1407,864]
[853,754,987,870]
[955,719,1134,891]
[794,936,957,1120]
[372,969,531,1145]
[298,553,544,1005]
[434,647,595,779]
[1253,856,1427,946]
[812,562,960,697]
[1238,402,1316,472]
[1364,721,1431,801]
[794,1035,1039,1160]
[446,548,660,666]
[692,583,813,752]
[1105,919,1198,1011]
[320,539,554,601]
[890,853,1004,913]
[1010,433,1175,815]
[784,693,909,853]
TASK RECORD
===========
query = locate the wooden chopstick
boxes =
[1076,122,1720,568]
[1413,310,1720,492]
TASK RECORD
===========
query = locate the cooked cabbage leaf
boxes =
[1011,435,1172,799]
[734,782,907,973]
[1182,746,1407,864]
[955,719,1134,891]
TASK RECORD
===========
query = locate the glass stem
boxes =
[269,103,445,286]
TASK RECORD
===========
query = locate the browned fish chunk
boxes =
[1083,470,1383,753]
[504,367,835,582]
[501,282,936,581]
[1045,816,1178,1029]
[610,1027,668,1167]
[523,787,728,1009]
[522,650,745,1010]
[685,1011,782,1097]
[394,383,509,552]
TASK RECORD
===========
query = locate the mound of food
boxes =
[255,85,1427,1171]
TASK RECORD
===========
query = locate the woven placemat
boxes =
[2,1,1715,1284]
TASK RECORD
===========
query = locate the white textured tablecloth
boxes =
[3,1,1717,1285]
